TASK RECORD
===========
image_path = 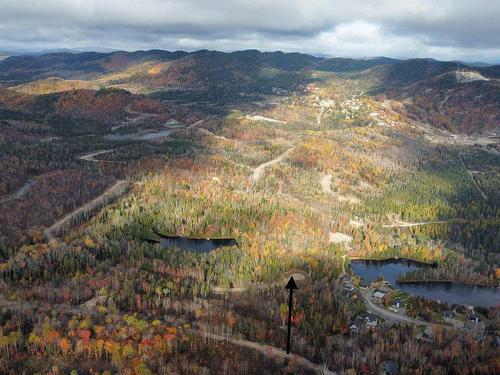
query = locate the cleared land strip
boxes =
[252,148,295,182]
[382,219,448,228]
[124,104,160,122]
[0,178,37,204]
[382,216,496,228]
[44,180,130,242]
[320,174,333,195]
[460,154,488,201]
[197,330,335,375]
[245,115,287,124]
[111,105,163,131]
[78,149,119,163]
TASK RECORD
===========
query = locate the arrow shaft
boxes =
[286,288,293,354]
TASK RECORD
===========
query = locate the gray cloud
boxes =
[0,0,499,62]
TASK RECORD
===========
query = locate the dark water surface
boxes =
[159,235,237,253]
[351,259,500,308]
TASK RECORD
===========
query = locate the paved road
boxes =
[360,290,434,328]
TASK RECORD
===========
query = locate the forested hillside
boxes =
[0,49,499,374]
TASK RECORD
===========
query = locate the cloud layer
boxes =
[1,0,499,61]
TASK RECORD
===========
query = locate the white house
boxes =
[373,291,386,301]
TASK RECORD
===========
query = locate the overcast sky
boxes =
[1,0,500,62]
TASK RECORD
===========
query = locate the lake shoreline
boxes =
[350,257,498,288]
[349,256,437,267]
[397,278,500,288]
[152,228,237,242]
[351,258,500,307]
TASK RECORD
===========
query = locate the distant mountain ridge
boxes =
[1,49,499,134]
[0,49,402,87]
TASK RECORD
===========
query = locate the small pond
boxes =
[351,259,500,308]
[155,231,237,253]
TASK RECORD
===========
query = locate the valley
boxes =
[0,50,499,374]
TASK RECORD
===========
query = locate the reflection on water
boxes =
[159,235,237,253]
[351,259,500,308]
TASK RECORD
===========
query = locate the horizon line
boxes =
[1,47,499,65]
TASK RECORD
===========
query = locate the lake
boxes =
[156,232,237,253]
[351,259,500,308]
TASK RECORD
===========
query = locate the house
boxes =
[344,283,355,291]
[354,313,379,328]
[340,275,353,284]
[416,326,433,343]
[423,326,433,340]
[381,360,398,375]
[373,291,386,301]
[392,299,406,309]
[377,286,391,294]
[442,310,456,320]
[493,335,500,348]
[468,314,481,323]
[363,312,378,327]
[349,323,360,335]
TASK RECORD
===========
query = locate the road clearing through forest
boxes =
[110,104,163,131]
[124,104,161,123]
[316,105,325,127]
[211,271,309,295]
[460,154,488,201]
[0,293,332,374]
[382,218,448,228]
[245,115,288,124]
[0,178,37,204]
[382,216,491,228]
[198,330,335,374]
[78,149,117,163]
[43,179,130,242]
[251,148,294,182]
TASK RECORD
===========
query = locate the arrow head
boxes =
[285,276,298,290]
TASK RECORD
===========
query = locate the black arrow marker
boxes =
[285,276,298,355]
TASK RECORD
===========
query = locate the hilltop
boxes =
[1,50,499,134]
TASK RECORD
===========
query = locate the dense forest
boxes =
[0,50,499,373]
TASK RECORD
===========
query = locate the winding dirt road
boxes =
[245,115,287,124]
[44,180,130,242]
[382,218,448,228]
[124,104,161,123]
[198,330,335,374]
[78,149,116,163]
[0,178,37,204]
[111,105,162,131]
[252,148,294,182]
